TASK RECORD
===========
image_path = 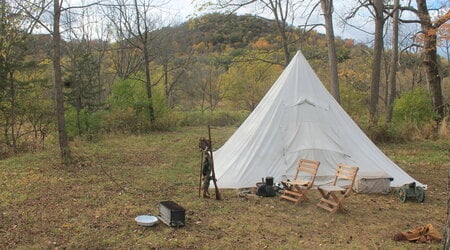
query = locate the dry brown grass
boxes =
[0,126,448,249]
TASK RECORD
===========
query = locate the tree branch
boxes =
[433,10,450,29]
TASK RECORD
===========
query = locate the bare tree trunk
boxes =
[416,0,446,121]
[53,0,71,163]
[268,0,291,66]
[445,162,450,249]
[8,71,17,151]
[163,63,170,107]
[208,65,213,110]
[142,43,155,123]
[131,0,155,123]
[369,0,384,124]
[320,0,340,103]
[201,78,207,114]
[386,0,399,123]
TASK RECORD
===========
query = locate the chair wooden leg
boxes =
[280,186,308,205]
[317,190,348,213]
[317,189,340,213]
[337,199,348,213]
[293,186,309,202]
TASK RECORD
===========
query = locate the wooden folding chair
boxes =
[280,159,320,205]
[316,163,359,213]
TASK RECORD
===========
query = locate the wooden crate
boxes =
[158,201,185,227]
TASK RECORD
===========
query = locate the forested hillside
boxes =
[0,9,448,158]
[106,12,447,115]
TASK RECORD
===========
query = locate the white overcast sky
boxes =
[163,0,449,46]
[64,0,449,48]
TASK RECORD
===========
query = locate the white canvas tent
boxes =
[214,51,424,189]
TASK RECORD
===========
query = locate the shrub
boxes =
[364,123,395,143]
[390,121,437,140]
[105,78,170,132]
[102,108,152,134]
[393,87,437,125]
[391,87,438,140]
[65,107,106,141]
[339,83,368,120]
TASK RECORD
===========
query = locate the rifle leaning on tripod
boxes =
[198,126,223,200]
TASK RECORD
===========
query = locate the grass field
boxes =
[0,126,449,249]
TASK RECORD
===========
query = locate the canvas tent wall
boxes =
[213,51,423,190]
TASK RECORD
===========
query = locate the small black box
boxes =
[158,201,185,227]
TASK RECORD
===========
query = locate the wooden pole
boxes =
[208,125,223,200]
[199,150,204,198]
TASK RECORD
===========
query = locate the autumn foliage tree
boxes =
[220,53,282,110]
[402,0,450,121]
[438,22,450,63]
